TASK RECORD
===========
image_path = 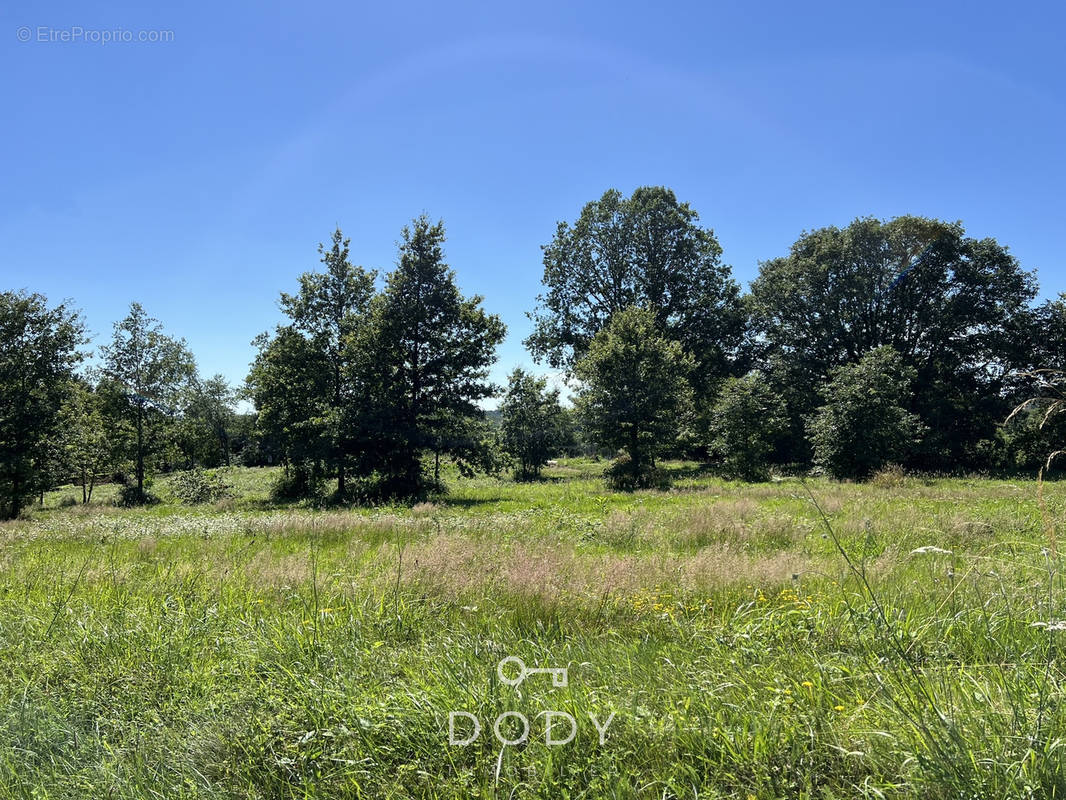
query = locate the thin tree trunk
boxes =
[135,406,145,497]
[9,475,20,520]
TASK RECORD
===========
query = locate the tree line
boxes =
[2,189,1063,517]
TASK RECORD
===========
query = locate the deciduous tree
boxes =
[573,307,693,489]
[0,291,85,518]
[99,303,195,503]
[750,216,1037,468]
[499,368,572,480]
[807,346,925,480]
[526,187,745,401]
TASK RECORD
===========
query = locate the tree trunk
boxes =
[81,469,87,504]
[8,475,20,520]
[135,405,145,498]
[338,461,346,496]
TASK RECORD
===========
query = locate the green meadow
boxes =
[2,461,1065,799]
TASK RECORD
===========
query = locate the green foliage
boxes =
[248,228,376,498]
[99,302,196,503]
[248,220,504,500]
[364,216,506,496]
[807,346,926,479]
[177,374,238,468]
[574,307,693,488]
[280,228,376,495]
[248,327,331,480]
[499,368,572,479]
[59,381,129,503]
[117,477,159,507]
[526,187,746,397]
[708,372,788,481]
[750,216,1037,470]
[0,291,85,519]
[169,467,232,504]
[602,450,669,491]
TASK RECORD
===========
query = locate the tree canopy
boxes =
[750,216,1037,468]
[574,306,693,489]
[526,187,745,397]
[0,291,85,518]
[99,302,196,502]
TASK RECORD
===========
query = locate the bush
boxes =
[870,463,907,488]
[707,373,787,481]
[807,347,925,480]
[604,452,669,491]
[171,468,232,505]
[269,463,324,502]
[117,481,159,507]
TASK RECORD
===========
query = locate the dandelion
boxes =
[834,705,845,711]
[801,681,814,689]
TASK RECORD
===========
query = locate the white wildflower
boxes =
[1030,621,1066,631]
[910,546,953,555]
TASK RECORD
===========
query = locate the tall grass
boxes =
[0,462,1063,797]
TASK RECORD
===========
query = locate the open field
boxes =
[2,461,1066,798]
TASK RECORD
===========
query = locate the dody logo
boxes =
[448,656,615,746]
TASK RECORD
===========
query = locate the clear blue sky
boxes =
[3,1,1064,404]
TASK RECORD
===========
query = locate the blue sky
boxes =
[3,1,1064,404]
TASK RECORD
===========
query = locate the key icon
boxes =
[497,656,568,688]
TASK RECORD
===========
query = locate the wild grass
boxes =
[0,460,1064,797]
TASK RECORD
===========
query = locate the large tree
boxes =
[279,228,376,495]
[367,215,506,496]
[99,303,196,502]
[0,291,85,518]
[749,216,1037,468]
[247,228,375,497]
[526,187,745,397]
[574,306,693,489]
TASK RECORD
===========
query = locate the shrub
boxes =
[604,452,669,491]
[270,463,324,502]
[117,480,159,507]
[807,346,925,480]
[870,463,907,487]
[171,467,232,504]
[707,373,787,481]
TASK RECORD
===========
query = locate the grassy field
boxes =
[2,460,1066,798]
